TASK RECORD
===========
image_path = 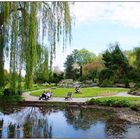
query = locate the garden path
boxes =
[22,91,140,103]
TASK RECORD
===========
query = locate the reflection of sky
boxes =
[0,107,140,138]
[47,111,106,138]
[0,107,49,138]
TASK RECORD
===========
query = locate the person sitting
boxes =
[39,90,52,100]
[75,86,80,93]
[45,92,52,100]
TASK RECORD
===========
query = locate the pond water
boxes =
[0,105,140,138]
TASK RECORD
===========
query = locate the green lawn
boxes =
[30,87,129,98]
[87,96,140,111]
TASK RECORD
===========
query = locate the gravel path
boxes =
[22,91,140,103]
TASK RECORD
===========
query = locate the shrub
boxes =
[135,82,140,88]
[3,88,11,96]
[99,69,114,83]
[87,98,96,105]
[87,98,130,107]
[112,99,130,107]
[100,79,113,87]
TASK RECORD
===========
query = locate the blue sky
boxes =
[4,2,140,73]
[53,2,140,71]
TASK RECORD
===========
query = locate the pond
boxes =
[0,105,140,138]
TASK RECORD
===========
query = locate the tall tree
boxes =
[83,55,104,81]
[102,43,129,83]
[134,47,140,71]
[64,54,76,79]
[0,2,10,88]
[73,49,96,79]
[34,44,49,83]
[0,2,72,92]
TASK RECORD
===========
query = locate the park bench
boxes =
[65,92,72,101]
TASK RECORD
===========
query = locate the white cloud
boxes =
[53,46,73,71]
[72,2,140,28]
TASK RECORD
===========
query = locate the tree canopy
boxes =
[0,2,72,93]
[102,43,129,83]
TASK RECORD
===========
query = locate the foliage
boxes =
[64,54,77,79]
[99,69,114,85]
[73,49,96,66]
[100,79,113,87]
[73,49,96,79]
[124,50,136,68]
[0,94,23,103]
[87,96,140,109]
[34,44,49,83]
[3,69,9,86]
[102,43,129,83]
[51,72,64,85]
[83,55,104,81]
[0,2,72,93]
[134,47,140,71]
[127,68,140,82]
[64,49,96,80]
[135,82,140,89]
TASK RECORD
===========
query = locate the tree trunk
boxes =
[80,65,83,80]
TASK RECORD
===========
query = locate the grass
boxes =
[30,87,129,98]
[0,89,23,103]
[0,94,23,103]
[87,97,140,111]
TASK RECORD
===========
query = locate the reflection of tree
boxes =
[0,105,23,115]
[0,120,3,138]
[8,123,15,138]
[64,108,113,130]
[105,117,129,138]
[0,106,53,138]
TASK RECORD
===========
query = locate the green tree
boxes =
[102,43,129,83]
[73,49,96,80]
[83,55,104,81]
[64,54,77,79]
[51,72,64,86]
[0,2,72,93]
[34,45,49,83]
[134,47,140,71]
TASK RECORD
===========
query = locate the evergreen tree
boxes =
[102,43,129,83]
[64,54,76,79]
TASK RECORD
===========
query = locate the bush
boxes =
[135,82,140,88]
[87,98,96,105]
[122,76,129,88]
[99,69,114,84]
[3,88,11,96]
[100,79,113,87]
[87,98,130,107]
[127,68,140,82]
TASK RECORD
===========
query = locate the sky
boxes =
[4,2,140,74]
[53,2,140,71]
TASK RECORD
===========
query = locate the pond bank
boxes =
[8,101,140,124]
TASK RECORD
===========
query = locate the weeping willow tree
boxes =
[34,44,49,84]
[0,2,10,88]
[0,2,72,94]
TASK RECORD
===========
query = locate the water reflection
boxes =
[0,106,53,138]
[64,108,114,130]
[0,106,139,138]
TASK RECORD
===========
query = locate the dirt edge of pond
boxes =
[3,100,139,124]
